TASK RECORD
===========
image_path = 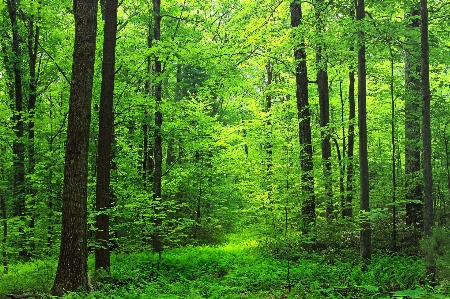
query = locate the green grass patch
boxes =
[0,244,448,299]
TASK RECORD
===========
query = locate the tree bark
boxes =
[95,0,118,272]
[290,0,315,233]
[51,0,98,295]
[344,70,356,218]
[6,0,26,259]
[404,6,423,239]
[390,54,397,252]
[343,2,356,218]
[357,0,371,264]
[152,0,164,255]
[315,0,333,219]
[420,0,435,282]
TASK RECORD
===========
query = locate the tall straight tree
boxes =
[404,6,422,241]
[315,0,333,218]
[6,0,26,258]
[51,0,98,295]
[420,0,435,281]
[95,0,118,272]
[357,0,371,263]
[343,1,356,218]
[152,0,164,255]
[290,0,315,233]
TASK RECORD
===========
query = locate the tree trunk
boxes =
[6,0,26,259]
[404,6,422,241]
[95,0,118,272]
[152,0,164,255]
[344,70,356,218]
[343,2,356,218]
[26,14,40,257]
[1,193,7,274]
[51,0,98,295]
[290,0,315,233]
[390,54,397,252]
[357,0,371,264]
[420,0,435,282]
[315,0,333,219]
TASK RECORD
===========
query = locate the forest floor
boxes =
[1,233,449,298]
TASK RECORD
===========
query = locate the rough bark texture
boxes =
[420,0,435,281]
[51,0,98,295]
[357,0,371,264]
[290,0,316,233]
[404,6,423,233]
[152,0,164,254]
[95,0,118,272]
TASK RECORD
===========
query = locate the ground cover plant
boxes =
[1,234,449,299]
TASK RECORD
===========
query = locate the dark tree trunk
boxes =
[290,0,315,233]
[343,2,356,218]
[343,70,355,218]
[6,0,26,258]
[1,193,7,274]
[143,9,154,185]
[390,55,397,252]
[51,0,98,295]
[357,0,371,264]
[420,0,435,282]
[315,0,333,219]
[95,0,118,272]
[26,14,40,257]
[404,6,423,238]
[265,61,273,172]
[152,0,164,255]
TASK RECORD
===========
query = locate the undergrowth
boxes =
[0,243,448,299]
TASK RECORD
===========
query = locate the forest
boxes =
[1,0,450,298]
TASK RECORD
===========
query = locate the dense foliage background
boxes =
[1,0,450,297]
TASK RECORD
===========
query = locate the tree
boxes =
[6,0,26,259]
[420,0,435,282]
[95,0,118,272]
[51,0,98,295]
[404,5,422,243]
[152,0,164,256]
[315,0,333,219]
[357,0,371,264]
[343,1,356,219]
[290,0,315,233]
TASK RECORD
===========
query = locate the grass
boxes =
[0,236,448,298]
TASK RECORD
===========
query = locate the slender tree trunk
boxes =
[6,0,26,259]
[95,0,118,272]
[143,5,155,185]
[344,70,355,218]
[338,81,346,216]
[152,0,164,255]
[290,0,315,233]
[51,0,98,295]
[357,0,371,264]
[1,193,7,274]
[420,0,435,282]
[404,6,422,243]
[26,14,40,257]
[390,54,397,252]
[343,2,356,218]
[315,0,333,219]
